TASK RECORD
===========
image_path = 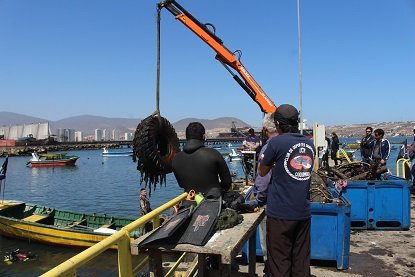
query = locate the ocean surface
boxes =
[0,137,411,276]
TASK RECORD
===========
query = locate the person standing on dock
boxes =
[258,104,315,277]
[322,136,331,169]
[360,127,374,165]
[253,112,279,275]
[139,188,152,234]
[409,129,415,188]
[240,128,261,177]
[370,129,391,165]
[331,132,340,166]
[172,122,232,199]
[242,128,261,152]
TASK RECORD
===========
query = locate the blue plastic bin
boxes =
[334,175,411,230]
[310,189,351,270]
[242,188,351,270]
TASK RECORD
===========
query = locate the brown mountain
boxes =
[0,111,250,136]
[173,117,250,132]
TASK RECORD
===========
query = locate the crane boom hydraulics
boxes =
[158,0,277,113]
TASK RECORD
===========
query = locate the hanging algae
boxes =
[132,115,179,195]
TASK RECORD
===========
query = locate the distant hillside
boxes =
[173,117,250,132]
[0,111,47,126]
[1,111,413,138]
[0,111,250,136]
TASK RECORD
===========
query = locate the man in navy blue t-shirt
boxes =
[258,104,315,277]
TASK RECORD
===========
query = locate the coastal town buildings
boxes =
[75,131,83,142]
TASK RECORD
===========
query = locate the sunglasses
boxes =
[366,131,372,133]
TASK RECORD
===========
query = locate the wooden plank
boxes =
[100,223,114,229]
[148,249,163,277]
[23,214,50,222]
[0,201,23,211]
[66,219,86,228]
[198,254,206,277]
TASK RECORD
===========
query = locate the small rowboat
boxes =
[102,147,133,157]
[0,200,141,249]
[27,152,79,167]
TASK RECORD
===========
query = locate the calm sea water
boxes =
[0,137,410,276]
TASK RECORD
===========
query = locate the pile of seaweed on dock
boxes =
[309,160,388,203]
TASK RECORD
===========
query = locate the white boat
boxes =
[228,149,242,161]
[102,147,133,157]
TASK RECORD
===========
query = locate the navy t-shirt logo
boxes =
[284,142,314,181]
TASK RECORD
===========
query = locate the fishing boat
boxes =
[27,152,79,167]
[102,147,133,157]
[0,200,141,249]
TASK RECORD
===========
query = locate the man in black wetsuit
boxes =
[172,122,232,199]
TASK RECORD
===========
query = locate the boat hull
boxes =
[0,217,116,248]
[102,152,133,157]
[29,157,79,167]
[0,201,139,249]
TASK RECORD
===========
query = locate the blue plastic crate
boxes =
[310,190,351,270]
[335,175,411,230]
[242,188,351,270]
[241,187,265,263]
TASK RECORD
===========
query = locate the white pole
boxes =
[297,0,304,133]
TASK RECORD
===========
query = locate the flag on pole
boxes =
[0,156,8,180]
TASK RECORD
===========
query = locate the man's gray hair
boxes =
[262,112,276,132]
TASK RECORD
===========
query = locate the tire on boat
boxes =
[132,115,179,193]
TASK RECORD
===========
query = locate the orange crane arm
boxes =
[158,0,277,113]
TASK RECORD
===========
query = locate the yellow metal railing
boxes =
[396,158,411,179]
[40,192,188,277]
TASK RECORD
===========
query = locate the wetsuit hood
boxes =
[183,139,205,153]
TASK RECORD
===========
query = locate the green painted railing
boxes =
[40,192,188,277]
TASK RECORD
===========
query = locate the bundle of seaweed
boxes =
[132,115,179,195]
[319,160,388,182]
[309,171,334,203]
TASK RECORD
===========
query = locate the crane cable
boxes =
[153,6,161,117]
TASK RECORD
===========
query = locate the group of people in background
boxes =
[322,127,392,171]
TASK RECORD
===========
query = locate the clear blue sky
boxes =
[1,0,414,127]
